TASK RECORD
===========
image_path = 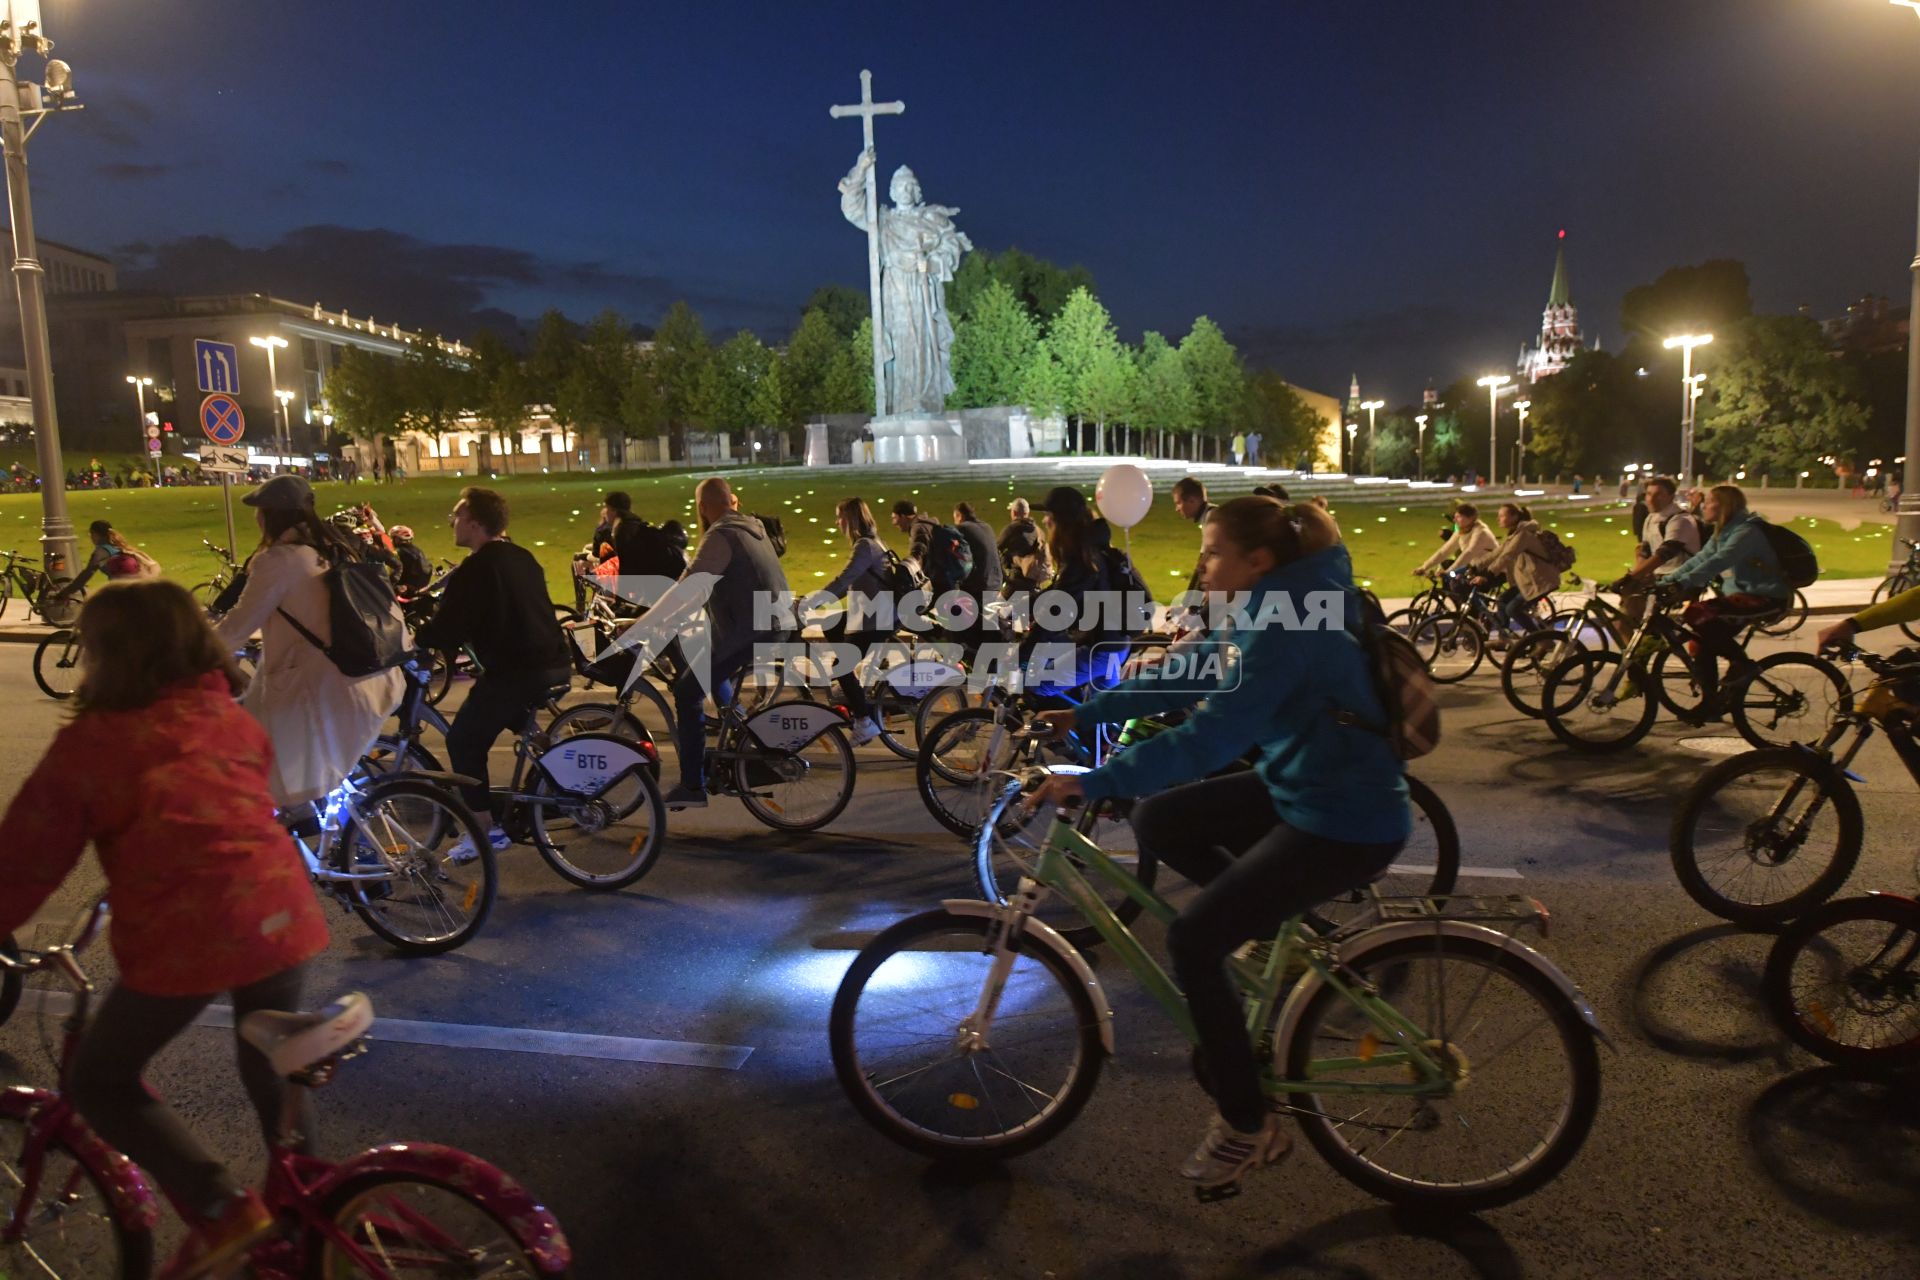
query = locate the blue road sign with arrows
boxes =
[194,339,239,394]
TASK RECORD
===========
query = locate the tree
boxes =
[1018,340,1069,425]
[1133,332,1196,458]
[395,336,471,455]
[1619,260,1753,348]
[1523,350,1649,478]
[1694,314,1872,479]
[649,301,711,458]
[323,346,403,445]
[467,328,530,442]
[948,279,1039,410]
[1180,317,1246,458]
[699,330,774,438]
[523,310,579,405]
[1243,372,1322,471]
[946,247,1096,324]
[783,308,843,423]
[554,309,636,444]
[1080,343,1138,451]
[1047,287,1123,451]
[749,358,790,454]
[821,317,875,415]
[801,284,868,339]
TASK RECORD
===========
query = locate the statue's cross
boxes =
[829,69,904,418]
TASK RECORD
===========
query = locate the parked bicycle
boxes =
[0,547,80,626]
[0,899,573,1278]
[830,769,1604,1210]
[187,538,240,613]
[1867,536,1920,643]
[1669,646,1920,925]
[1763,890,1919,1070]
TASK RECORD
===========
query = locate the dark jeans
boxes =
[70,966,309,1219]
[1132,772,1405,1132]
[1683,594,1783,679]
[670,645,750,790]
[447,666,570,821]
[817,612,891,721]
[1497,586,1545,633]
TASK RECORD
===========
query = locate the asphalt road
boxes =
[2,634,1916,1280]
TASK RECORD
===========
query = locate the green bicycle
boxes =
[830,769,1605,1210]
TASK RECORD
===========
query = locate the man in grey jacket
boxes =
[663,477,794,809]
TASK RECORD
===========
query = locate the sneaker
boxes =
[1180,1111,1292,1187]
[661,784,708,810]
[158,1189,274,1279]
[447,825,511,865]
[847,716,884,747]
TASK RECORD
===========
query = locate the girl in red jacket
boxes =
[0,579,330,1277]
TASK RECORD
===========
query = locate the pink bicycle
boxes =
[0,901,573,1277]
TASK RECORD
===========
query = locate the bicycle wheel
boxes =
[1411,614,1484,684]
[0,1113,154,1279]
[342,777,496,955]
[32,629,82,700]
[1870,573,1920,643]
[312,1171,565,1278]
[735,727,855,832]
[829,908,1105,1160]
[37,587,82,628]
[1729,653,1849,750]
[1541,651,1658,752]
[972,778,1159,950]
[422,648,457,707]
[1755,590,1809,637]
[529,767,666,890]
[358,734,444,780]
[1669,749,1861,926]
[547,701,648,742]
[916,707,1042,839]
[1317,775,1462,931]
[870,681,921,761]
[188,580,220,608]
[1282,931,1601,1211]
[1763,894,1920,1069]
[913,683,976,744]
[1500,628,1586,719]
[1382,607,1419,638]
[1649,646,1721,721]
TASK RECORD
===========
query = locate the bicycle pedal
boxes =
[1194,1179,1243,1204]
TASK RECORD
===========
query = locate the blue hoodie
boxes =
[1075,545,1411,845]
[1663,508,1789,600]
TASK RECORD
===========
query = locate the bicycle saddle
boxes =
[240,993,374,1077]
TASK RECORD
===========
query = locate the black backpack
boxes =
[277,557,410,678]
[920,522,974,588]
[1102,544,1155,631]
[393,539,433,594]
[1755,517,1818,589]
[1535,528,1578,572]
[753,513,788,557]
[1344,589,1441,760]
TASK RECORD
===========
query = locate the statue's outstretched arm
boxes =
[838,149,874,229]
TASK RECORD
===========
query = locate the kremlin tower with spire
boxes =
[1518,230,1586,383]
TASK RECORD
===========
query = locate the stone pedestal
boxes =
[871,414,966,464]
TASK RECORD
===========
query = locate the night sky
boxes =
[28,0,1920,404]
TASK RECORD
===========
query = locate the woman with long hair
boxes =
[1030,485,1126,688]
[1472,502,1560,642]
[0,580,330,1274]
[807,497,894,745]
[1658,484,1792,680]
[214,474,404,810]
[55,518,158,600]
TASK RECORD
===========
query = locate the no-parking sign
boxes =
[200,393,245,445]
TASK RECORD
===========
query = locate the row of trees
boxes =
[322,248,1326,466]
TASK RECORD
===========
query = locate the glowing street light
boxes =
[250,334,290,471]
[1513,399,1531,483]
[1477,374,1511,484]
[126,374,154,483]
[1663,332,1713,484]
[1360,399,1384,476]
[1414,413,1429,480]
[1345,421,1358,473]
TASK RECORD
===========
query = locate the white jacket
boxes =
[1419,521,1499,574]
[215,538,403,807]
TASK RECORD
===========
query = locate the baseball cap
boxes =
[1037,486,1089,519]
[241,474,314,511]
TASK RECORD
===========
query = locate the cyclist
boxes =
[1654,484,1792,682]
[1173,476,1213,592]
[1031,485,1127,690]
[413,486,572,856]
[1613,475,1702,629]
[663,476,793,809]
[215,475,404,810]
[1414,502,1497,594]
[1025,496,1409,1188]
[54,519,158,601]
[0,581,330,1276]
[1470,503,1560,643]
[807,497,895,746]
[1817,581,1920,651]
[998,496,1048,595]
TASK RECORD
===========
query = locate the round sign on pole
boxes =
[199,393,245,446]
[147,439,162,454]
[145,424,160,439]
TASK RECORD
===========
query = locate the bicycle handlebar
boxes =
[0,897,106,976]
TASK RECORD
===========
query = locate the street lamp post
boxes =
[1888,2,1920,572]
[1663,332,1713,486]
[1414,414,1428,480]
[1360,399,1384,476]
[1477,374,1511,485]
[125,374,152,484]
[1,12,81,582]
[1513,399,1531,484]
[1345,421,1358,473]
[250,334,289,470]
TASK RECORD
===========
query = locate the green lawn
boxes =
[0,467,1894,601]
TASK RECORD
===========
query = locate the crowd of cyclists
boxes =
[2,457,1917,1271]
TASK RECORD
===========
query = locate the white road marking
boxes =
[15,991,751,1070]
[1391,863,1525,880]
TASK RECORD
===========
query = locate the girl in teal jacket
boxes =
[1659,485,1793,682]
[1027,497,1409,1190]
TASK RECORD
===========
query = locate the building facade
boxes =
[1518,231,1585,383]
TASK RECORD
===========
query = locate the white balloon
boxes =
[1096,464,1153,529]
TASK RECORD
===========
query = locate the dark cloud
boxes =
[112,224,783,342]
[71,89,156,150]
[95,162,175,181]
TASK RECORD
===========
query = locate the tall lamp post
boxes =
[1414,414,1428,480]
[250,334,289,470]
[1663,332,1713,486]
[125,374,152,483]
[1513,399,1531,484]
[275,390,294,465]
[1886,2,1920,571]
[2,9,82,582]
[1477,374,1511,484]
[1360,399,1384,476]
[1345,421,1358,473]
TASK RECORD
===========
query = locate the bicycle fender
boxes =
[311,1142,571,1275]
[0,1086,161,1231]
[937,900,1117,1055]
[1270,921,1611,1059]
[744,699,849,752]
[535,732,655,796]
